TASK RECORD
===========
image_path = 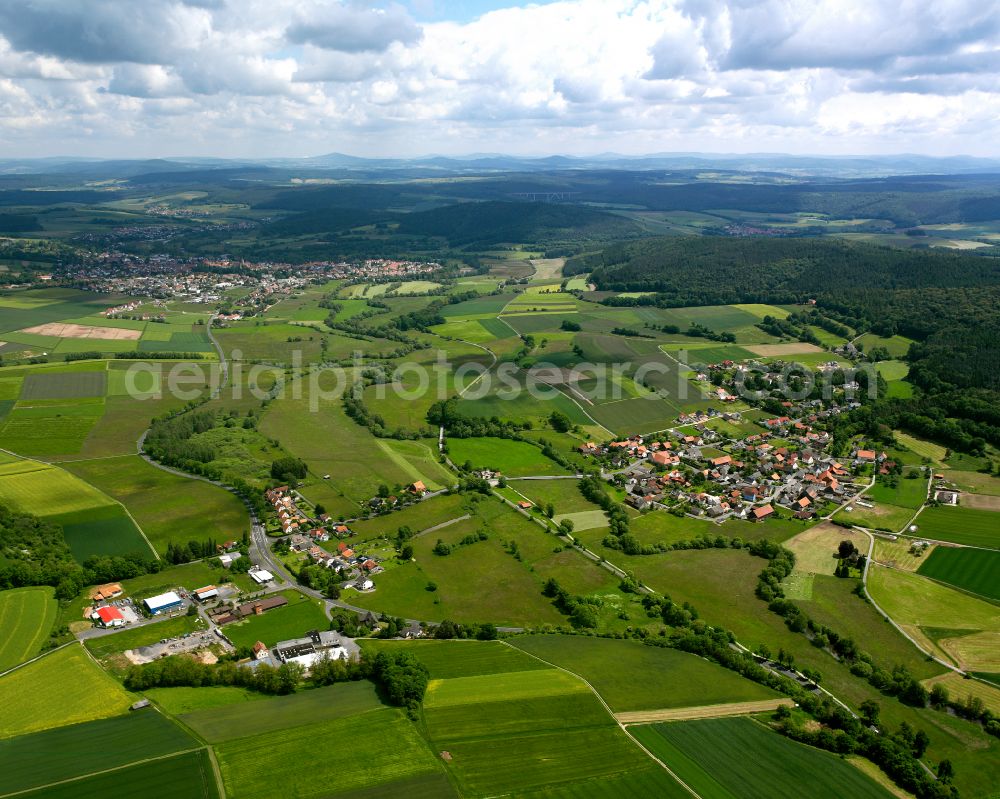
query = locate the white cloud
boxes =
[0,0,998,156]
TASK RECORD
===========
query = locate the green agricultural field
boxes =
[0,586,57,672]
[49,503,153,562]
[360,639,550,679]
[917,547,1000,601]
[631,717,895,799]
[0,645,133,738]
[913,505,1000,548]
[0,711,198,796]
[446,437,571,476]
[515,766,692,798]
[21,749,220,799]
[180,681,383,743]
[443,725,665,796]
[64,455,248,556]
[0,456,111,516]
[222,592,330,650]
[19,370,107,400]
[0,401,105,456]
[454,385,594,430]
[510,635,779,712]
[867,565,1000,672]
[143,685,266,715]
[894,431,948,462]
[215,707,443,798]
[426,667,589,707]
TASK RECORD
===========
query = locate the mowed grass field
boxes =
[867,565,1000,672]
[917,546,1000,601]
[0,711,198,796]
[0,645,133,738]
[215,706,445,799]
[631,717,895,799]
[510,635,779,712]
[64,455,248,556]
[914,505,1000,549]
[0,586,57,672]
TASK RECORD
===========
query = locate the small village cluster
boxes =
[266,486,384,592]
[578,405,885,523]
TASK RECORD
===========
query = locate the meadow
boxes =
[866,472,928,509]
[0,645,133,738]
[222,592,330,649]
[0,711,198,796]
[180,681,383,743]
[913,505,1000,548]
[894,431,948,462]
[348,492,469,542]
[446,436,571,476]
[0,586,57,672]
[510,635,780,712]
[257,378,418,517]
[64,455,248,556]
[917,546,1000,601]
[351,515,567,627]
[631,717,895,799]
[215,707,444,798]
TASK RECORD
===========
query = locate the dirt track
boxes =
[615,698,795,724]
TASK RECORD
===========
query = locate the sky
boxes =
[1,0,999,159]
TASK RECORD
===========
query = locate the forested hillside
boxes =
[394,200,642,247]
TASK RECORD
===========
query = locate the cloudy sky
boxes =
[1,0,998,159]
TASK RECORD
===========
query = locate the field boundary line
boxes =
[614,698,795,724]
[412,514,471,539]
[550,384,614,438]
[0,746,207,799]
[860,533,966,676]
[0,640,74,679]
[206,746,227,799]
[500,640,704,799]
